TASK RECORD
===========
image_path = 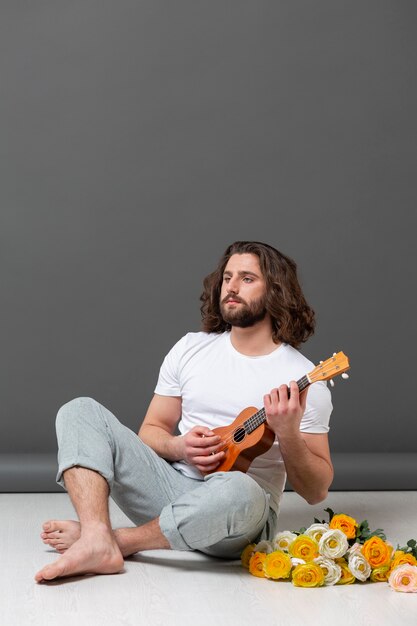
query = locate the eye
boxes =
[223,276,231,283]
[243,277,253,283]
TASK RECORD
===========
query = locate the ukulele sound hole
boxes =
[233,427,246,443]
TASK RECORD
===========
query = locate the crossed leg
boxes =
[35,466,170,583]
[41,519,166,557]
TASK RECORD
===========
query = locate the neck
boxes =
[229,316,280,356]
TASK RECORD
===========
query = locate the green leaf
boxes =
[324,507,335,522]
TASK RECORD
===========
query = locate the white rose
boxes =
[305,523,330,543]
[348,553,371,581]
[348,542,363,557]
[253,539,274,554]
[319,529,349,559]
[273,531,298,553]
[291,557,306,567]
[314,556,342,586]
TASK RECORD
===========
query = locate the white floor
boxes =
[2,491,417,626]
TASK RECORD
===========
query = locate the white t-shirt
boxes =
[154,331,332,513]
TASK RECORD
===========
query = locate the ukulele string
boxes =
[212,376,311,451]
[212,407,272,450]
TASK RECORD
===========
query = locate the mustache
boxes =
[221,295,246,305]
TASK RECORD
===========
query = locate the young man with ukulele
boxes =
[36,241,333,583]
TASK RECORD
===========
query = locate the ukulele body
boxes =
[210,406,276,473]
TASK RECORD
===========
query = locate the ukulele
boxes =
[206,351,350,474]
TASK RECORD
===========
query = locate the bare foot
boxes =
[41,520,141,558]
[35,522,124,583]
[41,520,81,553]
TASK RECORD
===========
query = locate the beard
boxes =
[220,294,267,328]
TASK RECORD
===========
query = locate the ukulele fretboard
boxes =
[243,375,310,435]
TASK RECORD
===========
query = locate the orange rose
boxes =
[361,536,393,568]
[389,550,417,573]
[329,514,358,539]
[249,552,267,578]
[241,543,256,569]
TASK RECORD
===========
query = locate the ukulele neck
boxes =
[244,375,311,435]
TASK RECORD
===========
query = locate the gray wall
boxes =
[1,1,416,490]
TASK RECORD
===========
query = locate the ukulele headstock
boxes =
[308,352,350,386]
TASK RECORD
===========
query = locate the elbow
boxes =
[305,474,333,505]
[305,490,329,506]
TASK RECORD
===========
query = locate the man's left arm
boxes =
[264,381,334,505]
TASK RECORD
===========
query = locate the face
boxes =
[219,253,268,328]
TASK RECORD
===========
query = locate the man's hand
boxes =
[264,382,333,504]
[178,426,225,473]
[264,381,308,438]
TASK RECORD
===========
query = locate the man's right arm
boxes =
[138,394,225,472]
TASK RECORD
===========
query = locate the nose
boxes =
[226,276,239,293]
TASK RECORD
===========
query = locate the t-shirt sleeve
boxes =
[299,381,333,433]
[154,335,187,397]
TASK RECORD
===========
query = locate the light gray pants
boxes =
[55,397,277,559]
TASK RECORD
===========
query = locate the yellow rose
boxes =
[329,514,358,539]
[241,543,256,569]
[291,562,325,588]
[370,566,390,582]
[361,536,393,568]
[263,550,292,580]
[389,550,417,573]
[335,558,356,585]
[289,534,319,561]
[249,552,267,578]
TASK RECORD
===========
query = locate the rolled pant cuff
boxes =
[159,503,191,551]
[56,457,114,489]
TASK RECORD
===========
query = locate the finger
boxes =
[191,426,217,437]
[191,435,221,449]
[264,389,280,412]
[278,384,289,407]
[196,456,224,472]
[197,462,221,473]
[188,443,223,457]
[299,387,309,411]
[193,450,225,466]
[288,381,300,403]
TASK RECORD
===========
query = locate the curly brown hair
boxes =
[200,241,315,348]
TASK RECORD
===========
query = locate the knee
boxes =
[212,472,268,523]
[56,396,101,429]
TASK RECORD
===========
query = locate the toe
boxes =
[42,531,62,539]
[43,520,63,532]
[36,558,68,582]
[43,537,62,546]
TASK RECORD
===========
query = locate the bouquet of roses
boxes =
[241,508,417,592]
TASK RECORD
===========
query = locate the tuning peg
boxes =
[333,353,337,357]
[329,379,335,387]
[320,361,324,364]
[341,373,349,379]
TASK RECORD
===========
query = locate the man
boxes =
[35,241,333,583]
